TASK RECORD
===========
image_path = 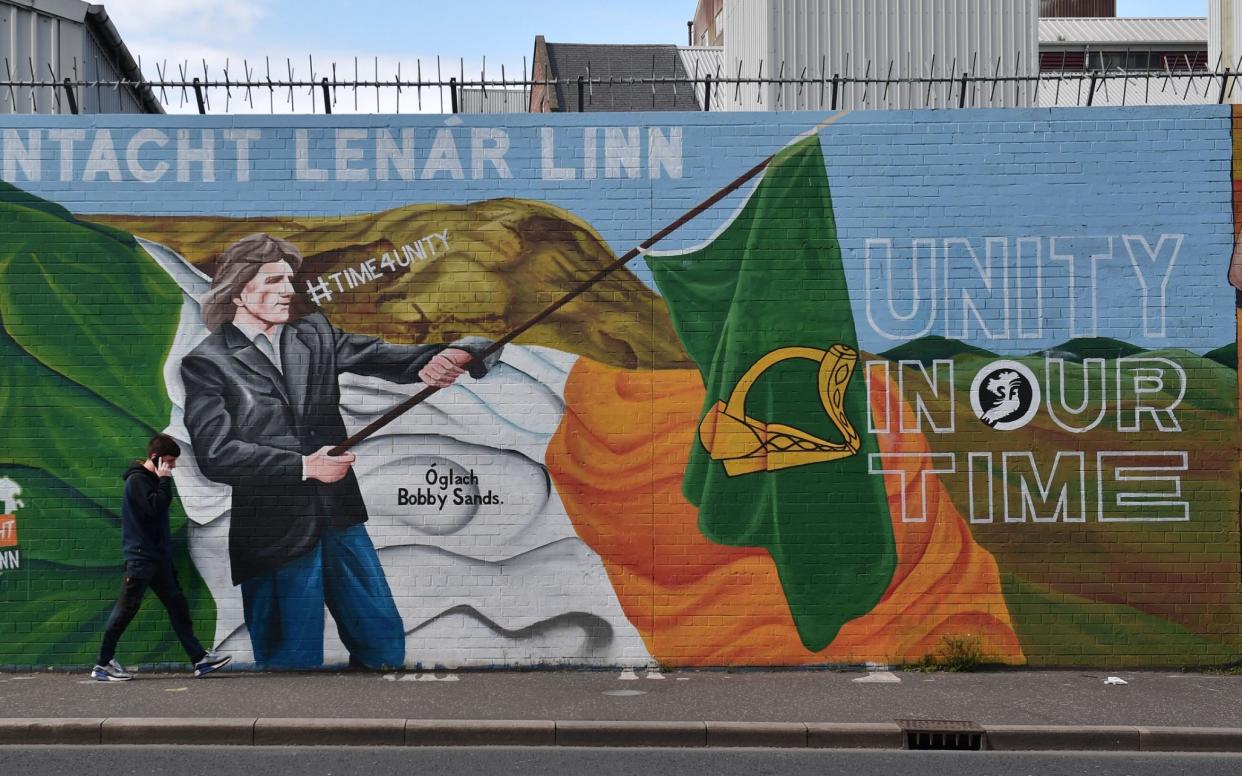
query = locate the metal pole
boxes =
[1086,71,1098,106]
[450,76,458,113]
[326,110,850,455]
[577,75,584,111]
[192,77,206,114]
[703,73,712,111]
[321,77,332,113]
[1220,68,1232,104]
[830,74,839,110]
[959,72,968,108]
[328,152,775,454]
[62,78,78,114]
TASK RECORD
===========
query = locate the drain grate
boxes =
[895,718,985,751]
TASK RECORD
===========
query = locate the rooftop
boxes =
[1038,17,1208,46]
[542,42,702,111]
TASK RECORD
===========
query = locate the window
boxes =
[1039,50,1208,72]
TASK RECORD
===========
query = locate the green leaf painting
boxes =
[0,182,214,667]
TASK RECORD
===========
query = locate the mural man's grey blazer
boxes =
[180,312,494,585]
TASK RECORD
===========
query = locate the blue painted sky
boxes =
[3,107,1231,355]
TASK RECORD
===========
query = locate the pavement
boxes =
[2,666,1242,751]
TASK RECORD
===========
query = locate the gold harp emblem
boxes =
[699,344,862,477]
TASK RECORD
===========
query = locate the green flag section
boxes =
[0,182,214,666]
[648,135,896,651]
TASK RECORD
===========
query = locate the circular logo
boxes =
[970,360,1040,431]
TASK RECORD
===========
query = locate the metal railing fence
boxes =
[0,52,1232,115]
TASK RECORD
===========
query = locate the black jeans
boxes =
[96,560,206,666]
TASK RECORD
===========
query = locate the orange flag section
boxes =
[547,357,1025,667]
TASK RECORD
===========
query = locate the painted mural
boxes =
[0,108,1240,669]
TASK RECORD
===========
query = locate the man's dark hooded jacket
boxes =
[120,462,173,567]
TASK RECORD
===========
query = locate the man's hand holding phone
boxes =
[153,455,175,478]
[305,446,356,483]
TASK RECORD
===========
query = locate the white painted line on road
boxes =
[382,672,460,682]
[853,672,902,683]
[854,663,902,684]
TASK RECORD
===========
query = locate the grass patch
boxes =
[901,634,987,672]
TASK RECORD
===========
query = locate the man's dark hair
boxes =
[146,433,182,460]
[201,233,305,332]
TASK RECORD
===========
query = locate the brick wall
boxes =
[0,107,1238,670]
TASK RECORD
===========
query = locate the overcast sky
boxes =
[98,0,1210,113]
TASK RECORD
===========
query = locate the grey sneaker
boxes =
[193,651,232,678]
[91,659,132,682]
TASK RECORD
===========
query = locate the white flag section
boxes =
[138,238,652,668]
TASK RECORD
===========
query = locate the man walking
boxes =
[92,433,231,681]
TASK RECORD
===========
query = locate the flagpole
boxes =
[328,111,851,456]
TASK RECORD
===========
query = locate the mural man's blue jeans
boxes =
[240,524,405,669]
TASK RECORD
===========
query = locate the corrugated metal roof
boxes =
[677,46,724,110]
[1,0,161,113]
[544,42,702,111]
[459,88,530,113]
[677,46,722,79]
[1039,17,1208,45]
[1,0,87,23]
[1037,73,1215,106]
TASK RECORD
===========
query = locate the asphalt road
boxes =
[3,746,1242,776]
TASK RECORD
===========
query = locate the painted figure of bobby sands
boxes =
[181,233,499,669]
